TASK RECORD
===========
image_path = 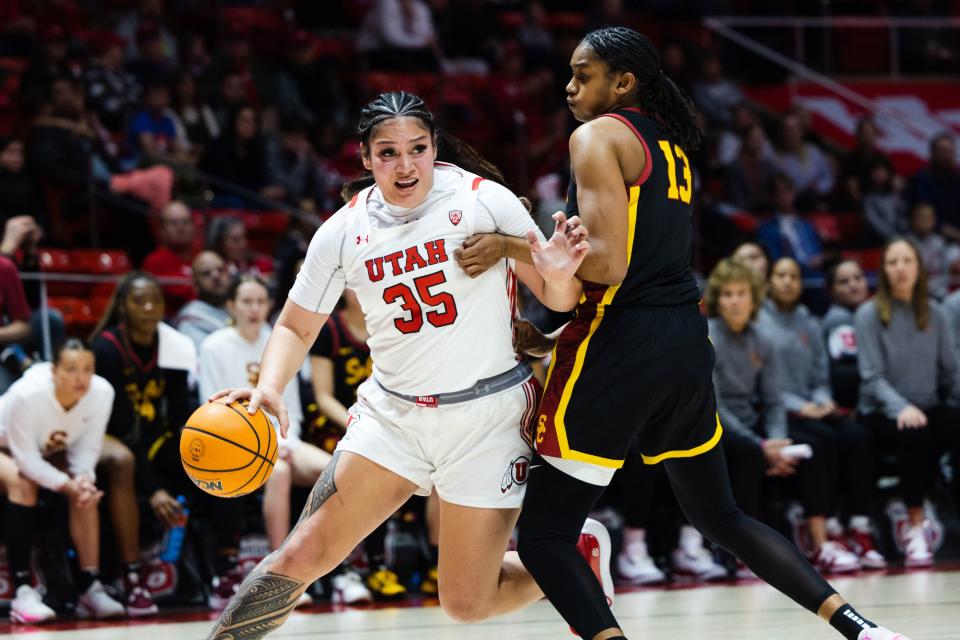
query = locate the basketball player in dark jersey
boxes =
[455,27,909,640]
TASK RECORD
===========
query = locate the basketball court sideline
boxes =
[3,570,957,639]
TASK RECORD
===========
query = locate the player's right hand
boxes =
[150,489,184,528]
[212,387,291,439]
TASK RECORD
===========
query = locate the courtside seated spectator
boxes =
[0,341,127,623]
[756,173,824,273]
[205,216,274,281]
[142,200,197,316]
[759,258,882,571]
[855,238,960,568]
[822,258,870,411]
[174,250,230,351]
[907,133,960,242]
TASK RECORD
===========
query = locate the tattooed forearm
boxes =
[207,571,303,640]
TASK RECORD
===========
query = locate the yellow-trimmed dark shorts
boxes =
[535,304,722,468]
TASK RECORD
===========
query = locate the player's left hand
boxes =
[455,234,506,277]
[527,211,590,282]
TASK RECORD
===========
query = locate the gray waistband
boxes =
[376,361,533,407]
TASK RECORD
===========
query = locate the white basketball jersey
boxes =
[291,164,532,396]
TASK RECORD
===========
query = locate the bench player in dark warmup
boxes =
[457,27,910,640]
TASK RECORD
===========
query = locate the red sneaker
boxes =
[576,518,614,606]
[208,566,245,610]
[123,570,158,617]
[848,529,887,570]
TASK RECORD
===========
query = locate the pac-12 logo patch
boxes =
[501,455,531,493]
[449,210,462,226]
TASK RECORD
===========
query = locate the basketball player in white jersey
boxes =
[0,339,129,623]
[206,91,600,639]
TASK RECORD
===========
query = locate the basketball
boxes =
[180,401,279,497]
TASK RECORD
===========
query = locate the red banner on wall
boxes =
[745,82,960,176]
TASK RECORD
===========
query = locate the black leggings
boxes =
[517,444,836,639]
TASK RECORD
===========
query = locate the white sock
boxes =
[679,525,703,552]
[849,515,871,533]
[623,527,647,547]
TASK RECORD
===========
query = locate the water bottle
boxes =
[159,496,189,564]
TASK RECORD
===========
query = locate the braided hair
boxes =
[341,91,505,201]
[582,27,703,151]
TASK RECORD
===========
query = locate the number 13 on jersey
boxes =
[658,140,692,204]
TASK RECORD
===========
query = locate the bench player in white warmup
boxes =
[206,91,605,639]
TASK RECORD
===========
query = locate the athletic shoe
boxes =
[77,580,126,619]
[858,628,911,640]
[10,584,56,623]
[671,545,727,581]
[813,540,861,574]
[576,517,614,605]
[616,541,665,585]
[366,567,407,601]
[848,529,887,570]
[296,591,314,608]
[735,560,757,580]
[208,566,245,610]
[332,570,373,605]
[420,566,439,595]
[902,522,934,568]
[122,570,158,617]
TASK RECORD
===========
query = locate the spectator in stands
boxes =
[516,1,554,69]
[174,250,231,351]
[855,237,960,567]
[759,258,884,570]
[275,31,349,129]
[169,71,219,162]
[716,103,770,168]
[906,202,960,300]
[0,255,31,392]
[205,216,274,280]
[732,240,771,280]
[199,106,284,205]
[841,116,894,207]
[128,21,177,87]
[84,32,141,136]
[432,0,498,73]
[267,118,320,209]
[756,173,824,273]
[0,341,128,623]
[0,136,45,227]
[357,0,444,71]
[822,258,869,412]
[772,111,835,209]
[142,200,197,315]
[116,0,178,65]
[585,0,623,32]
[199,276,331,605]
[128,80,189,166]
[725,123,777,212]
[182,32,212,88]
[206,22,275,113]
[907,133,960,242]
[90,272,246,611]
[213,72,247,131]
[704,258,797,575]
[691,53,746,129]
[18,24,73,97]
[661,39,693,94]
[861,156,906,246]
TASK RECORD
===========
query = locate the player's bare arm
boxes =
[568,118,640,285]
[515,211,589,311]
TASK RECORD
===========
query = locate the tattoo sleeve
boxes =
[206,451,343,639]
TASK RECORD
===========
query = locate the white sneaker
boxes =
[735,560,757,580]
[10,584,57,624]
[858,628,911,640]
[577,517,614,605]
[902,522,934,568]
[671,544,727,581]
[77,580,126,619]
[296,591,314,608]
[616,541,665,585]
[813,540,861,574]
[331,570,373,605]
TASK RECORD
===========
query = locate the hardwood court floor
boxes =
[4,570,958,639]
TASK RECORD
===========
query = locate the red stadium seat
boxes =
[842,248,883,272]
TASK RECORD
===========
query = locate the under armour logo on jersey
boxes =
[449,210,462,226]
[356,235,369,245]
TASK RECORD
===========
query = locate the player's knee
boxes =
[439,589,494,623]
[269,458,293,487]
[7,474,38,505]
[102,442,136,480]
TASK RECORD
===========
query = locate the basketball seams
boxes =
[224,402,263,458]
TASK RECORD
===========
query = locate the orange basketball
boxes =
[180,400,279,497]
